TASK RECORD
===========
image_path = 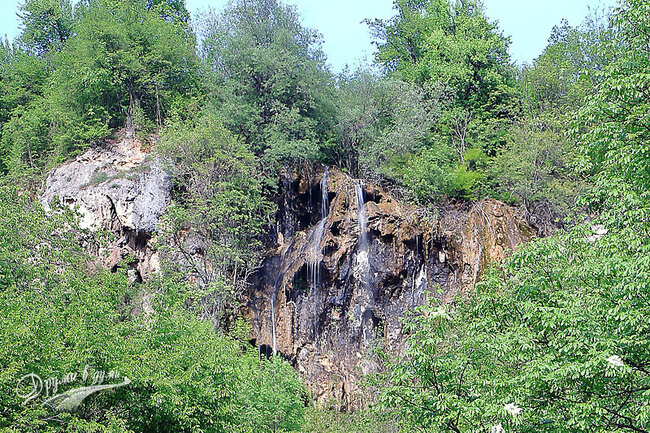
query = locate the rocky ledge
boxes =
[247,165,534,409]
[41,136,171,282]
[41,139,533,409]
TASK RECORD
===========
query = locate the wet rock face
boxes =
[41,137,171,281]
[248,165,534,409]
[41,142,532,408]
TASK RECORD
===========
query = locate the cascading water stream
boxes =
[273,168,331,350]
[308,219,326,289]
[308,168,330,289]
[308,219,326,339]
[307,168,330,338]
[354,182,369,258]
[321,167,329,220]
[271,292,277,356]
[354,182,373,340]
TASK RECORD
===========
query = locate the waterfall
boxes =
[308,219,326,289]
[354,182,370,289]
[321,167,329,220]
[355,182,368,251]
[271,292,277,356]
[307,168,330,290]
[355,182,374,342]
[309,221,324,339]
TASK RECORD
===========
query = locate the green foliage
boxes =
[332,70,442,177]
[51,0,201,140]
[0,97,52,174]
[144,0,191,28]
[0,185,306,432]
[1,0,202,175]
[520,11,616,115]
[0,42,49,124]
[198,0,336,163]
[368,0,518,148]
[391,145,489,203]
[487,11,614,227]
[489,118,584,231]
[393,146,454,203]
[379,2,650,431]
[302,406,398,433]
[380,221,650,432]
[157,112,275,324]
[447,162,485,200]
[240,357,307,431]
[364,0,522,203]
[0,42,51,174]
[575,0,650,226]
[17,0,74,57]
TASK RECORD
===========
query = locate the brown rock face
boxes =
[247,165,534,409]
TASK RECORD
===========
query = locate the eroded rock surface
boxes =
[41,136,171,281]
[247,165,534,409]
[42,142,533,408]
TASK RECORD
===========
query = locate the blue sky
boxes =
[1,0,618,70]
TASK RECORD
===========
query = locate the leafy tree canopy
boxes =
[368,0,515,115]
[379,2,650,431]
[17,0,74,57]
[197,0,337,163]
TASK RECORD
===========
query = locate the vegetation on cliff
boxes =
[377,2,650,431]
[1,0,649,431]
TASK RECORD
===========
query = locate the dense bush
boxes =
[197,0,336,163]
[156,112,275,325]
[379,221,650,432]
[378,2,650,431]
[0,186,306,432]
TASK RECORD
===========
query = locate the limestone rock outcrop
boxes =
[41,136,171,281]
[41,140,533,409]
[247,165,534,409]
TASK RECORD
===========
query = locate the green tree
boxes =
[380,223,650,432]
[0,185,306,432]
[2,0,202,175]
[489,10,614,231]
[0,97,51,176]
[50,0,200,149]
[520,11,616,116]
[489,118,584,234]
[379,1,650,431]
[144,0,191,27]
[392,145,454,202]
[332,70,443,177]
[0,42,51,174]
[17,0,74,57]
[368,0,518,138]
[157,112,275,326]
[575,0,650,227]
[366,0,519,203]
[197,0,336,163]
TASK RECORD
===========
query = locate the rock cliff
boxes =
[247,165,534,409]
[41,140,533,409]
[41,136,171,281]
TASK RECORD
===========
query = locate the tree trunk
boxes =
[126,81,139,138]
[155,83,162,128]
